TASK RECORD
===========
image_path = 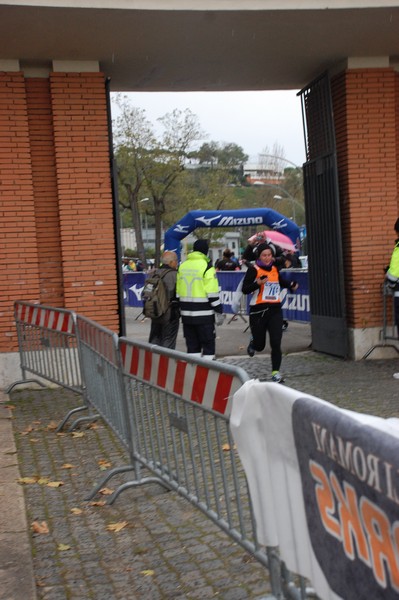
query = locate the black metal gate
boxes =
[298,73,348,357]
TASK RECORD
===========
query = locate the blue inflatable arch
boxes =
[164,208,301,260]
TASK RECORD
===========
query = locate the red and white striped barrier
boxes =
[15,302,75,334]
[119,340,243,416]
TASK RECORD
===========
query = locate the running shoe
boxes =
[247,342,255,357]
[271,371,284,383]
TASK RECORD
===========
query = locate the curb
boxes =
[0,390,37,600]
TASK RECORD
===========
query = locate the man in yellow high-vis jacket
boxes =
[176,239,224,360]
[386,218,399,378]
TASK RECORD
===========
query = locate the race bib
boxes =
[262,281,280,302]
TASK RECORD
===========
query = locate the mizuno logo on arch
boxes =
[217,216,263,226]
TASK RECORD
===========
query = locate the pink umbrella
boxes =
[248,230,296,252]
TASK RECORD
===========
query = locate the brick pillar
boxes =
[25,77,64,307]
[50,72,119,330]
[0,72,40,352]
[332,68,399,357]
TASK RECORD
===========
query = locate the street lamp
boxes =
[273,193,297,222]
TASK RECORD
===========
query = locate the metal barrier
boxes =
[10,303,314,599]
[79,322,311,599]
[363,282,399,358]
[8,301,86,430]
[117,339,287,593]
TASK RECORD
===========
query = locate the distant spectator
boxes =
[283,251,302,269]
[148,251,180,349]
[122,257,135,272]
[135,259,144,272]
[215,249,241,271]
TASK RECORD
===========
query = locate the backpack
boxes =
[142,269,170,321]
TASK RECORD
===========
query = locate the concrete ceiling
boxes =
[1,4,399,91]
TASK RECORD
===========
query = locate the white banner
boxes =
[230,380,399,600]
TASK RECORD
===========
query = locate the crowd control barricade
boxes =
[124,269,311,324]
[92,338,292,599]
[363,282,399,358]
[8,301,84,430]
[216,271,248,322]
[76,315,170,494]
[280,269,310,323]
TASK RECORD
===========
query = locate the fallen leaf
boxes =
[37,477,50,485]
[140,570,155,577]
[107,521,128,532]
[20,425,34,436]
[4,404,15,410]
[29,438,39,443]
[70,508,83,515]
[99,487,113,495]
[57,543,71,551]
[31,520,49,534]
[88,500,106,507]
[46,421,58,431]
[18,477,38,485]
[46,481,64,488]
[98,459,112,470]
[88,422,100,430]
[71,432,85,438]
[61,463,75,469]
[222,443,236,451]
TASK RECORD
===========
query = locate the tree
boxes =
[141,109,204,265]
[193,141,248,184]
[113,96,204,266]
[113,94,156,268]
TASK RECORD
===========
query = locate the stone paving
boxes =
[8,386,273,600]
[5,316,399,599]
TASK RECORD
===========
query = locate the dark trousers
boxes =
[182,321,216,355]
[249,304,283,371]
[149,317,179,349]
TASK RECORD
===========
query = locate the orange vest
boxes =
[250,265,281,305]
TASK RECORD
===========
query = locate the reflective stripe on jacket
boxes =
[176,251,222,323]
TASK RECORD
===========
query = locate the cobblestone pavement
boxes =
[9,387,273,600]
[6,345,399,599]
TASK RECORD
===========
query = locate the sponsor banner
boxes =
[216,272,248,315]
[124,270,310,322]
[280,269,309,322]
[123,272,146,307]
[230,381,399,600]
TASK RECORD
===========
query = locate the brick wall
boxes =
[0,72,40,352]
[332,68,399,329]
[26,78,64,307]
[0,70,119,354]
[50,72,119,329]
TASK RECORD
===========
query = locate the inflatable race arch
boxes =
[163,208,301,259]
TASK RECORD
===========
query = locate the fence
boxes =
[123,270,311,323]
[7,301,86,430]
[363,282,399,358]
[10,301,315,600]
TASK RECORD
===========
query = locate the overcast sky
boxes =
[110,90,306,167]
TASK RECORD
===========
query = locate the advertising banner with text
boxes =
[230,381,399,600]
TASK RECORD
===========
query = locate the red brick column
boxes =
[0,72,40,352]
[25,77,64,307]
[332,68,399,336]
[50,72,119,330]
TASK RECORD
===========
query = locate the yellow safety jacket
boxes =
[386,240,399,296]
[176,251,222,324]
